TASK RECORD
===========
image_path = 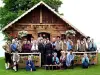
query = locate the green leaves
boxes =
[2,32,13,41]
[0,8,18,29]
[0,0,62,30]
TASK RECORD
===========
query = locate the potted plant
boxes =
[74,55,80,64]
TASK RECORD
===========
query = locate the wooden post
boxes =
[39,53,41,67]
[40,6,42,23]
[96,50,99,64]
[31,24,33,28]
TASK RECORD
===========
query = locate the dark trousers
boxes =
[14,62,18,71]
[46,55,52,65]
[5,52,11,63]
[62,61,66,69]
[66,60,74,69]
[16,64,18,71]
[71,60,74,68]
[57,50,61,58]
[82,62,89,68]
[41,52,45,65]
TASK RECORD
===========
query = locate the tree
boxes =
[4,0,62,12]
[0,7,18,29]
[0,0,62,30]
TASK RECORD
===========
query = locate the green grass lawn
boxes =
[0,54,100,75]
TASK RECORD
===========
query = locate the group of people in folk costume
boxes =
[2,34,97,71]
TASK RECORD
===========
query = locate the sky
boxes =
[59,0,100,44]
[0,0,100,57]
[0,0,4,7]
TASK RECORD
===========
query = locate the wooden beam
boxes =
[7,29,67,31]
[31,24,33,28]
[16,23,64,26]
[40,6,42,23]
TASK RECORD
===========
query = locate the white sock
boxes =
[13,66,17,71]
[8,63,10,68]
[13,67,14,70]
[15,66,17,71]
[5,63,8,69]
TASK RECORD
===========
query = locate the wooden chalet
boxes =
[2,1,86,41]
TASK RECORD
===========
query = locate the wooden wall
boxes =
[4,5,83,41]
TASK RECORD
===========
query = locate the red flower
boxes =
[9,33,13,36]
[9,32,18,38]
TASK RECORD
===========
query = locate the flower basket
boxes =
[33,56,39,62]
[74,56,79,60]
[18,30,28,38]
[65,30,76,36]
[90,55,96,61]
